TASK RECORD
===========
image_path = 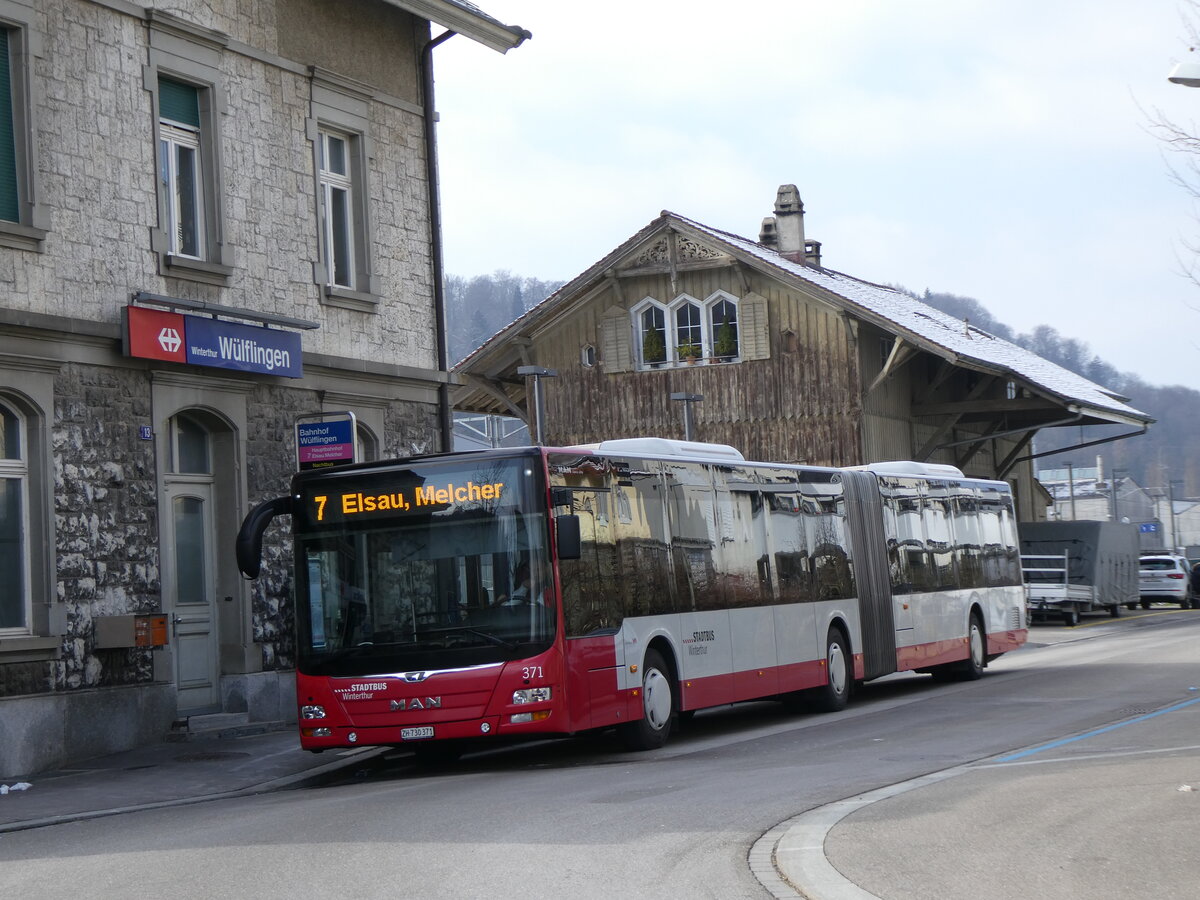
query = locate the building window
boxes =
[170,412,212,475]
[356,424,378,463]
[633,300,668,368]
[0,11,47,250]
[318,129,355,290]
[673,299,703,360]
[709,295,739,360]
[146,19,232,285]
[880,337,895,371]
[0,400,28,632]
[308,71,378,311]
[0,26,18,223]
[632,293,744,369]
[159,78,205,260]
[581,345,596,368]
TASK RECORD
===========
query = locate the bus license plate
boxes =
[401,726,434,741]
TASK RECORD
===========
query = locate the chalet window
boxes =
[709,294,739,360]
[631,292,746,369]
[633,299,668,368]
[581,345,596,368]
[880,337,894,371]
[673,299,703,360]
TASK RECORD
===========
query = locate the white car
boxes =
[1136,555,1195,609]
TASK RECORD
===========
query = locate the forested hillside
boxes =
[446,273,1199,495]
[446,271,564,364]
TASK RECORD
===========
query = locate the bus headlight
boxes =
[512,687,552,704]
[301,705,327,719]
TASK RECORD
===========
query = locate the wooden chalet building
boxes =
[453,185,1152,520]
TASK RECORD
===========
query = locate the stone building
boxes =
[0,0,527,777]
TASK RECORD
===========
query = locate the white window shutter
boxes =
[600,313,632,372]
[741,292,770,360]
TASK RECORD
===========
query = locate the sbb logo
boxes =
[158,327,182,354]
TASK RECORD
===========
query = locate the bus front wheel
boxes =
[811,629,851,713]
[620,648,674,751]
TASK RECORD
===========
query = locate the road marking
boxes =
[1063,608,1194,629]
[979,742,1200,769]
[992,696,1200,762]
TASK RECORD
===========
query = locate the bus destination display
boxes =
[310,479,507,522]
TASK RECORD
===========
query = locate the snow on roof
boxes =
[457,209,1150,427]
[674,214,1149,424]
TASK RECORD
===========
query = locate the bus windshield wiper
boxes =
[419,625,519,651]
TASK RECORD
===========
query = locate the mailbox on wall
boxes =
[95,615,169,649]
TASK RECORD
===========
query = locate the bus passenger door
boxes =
[557,487,626,731]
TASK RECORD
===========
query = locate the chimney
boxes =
[773,184,806,262]
[758,216,778,249]
[804,239,822,268]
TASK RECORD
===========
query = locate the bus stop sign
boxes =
[296,413,357,471]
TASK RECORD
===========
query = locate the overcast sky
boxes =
[434,1,1200,391]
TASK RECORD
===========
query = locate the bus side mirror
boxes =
[556,514,581,560]
[236,496,293,579]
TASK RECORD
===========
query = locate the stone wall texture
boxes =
[0,0,447,762]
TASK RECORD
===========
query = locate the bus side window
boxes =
[561,490,623,637]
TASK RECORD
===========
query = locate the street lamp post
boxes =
[670,392,703,441]
[516,366,557,445]
[1110,467,1127,525]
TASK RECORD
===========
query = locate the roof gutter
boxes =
[422,28,457,452]
[1009,425,1150,469]
[384,1,531,53]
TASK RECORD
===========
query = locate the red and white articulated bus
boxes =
[236,438,1027,757]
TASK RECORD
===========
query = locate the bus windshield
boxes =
[292,454,554,677]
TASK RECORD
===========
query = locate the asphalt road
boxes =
[1,607,1196,900]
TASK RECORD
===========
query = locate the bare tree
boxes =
[1151,2,1200,286]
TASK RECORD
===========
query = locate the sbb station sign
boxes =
[125,305,302,378]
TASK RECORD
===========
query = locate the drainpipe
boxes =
[422,29,457,453]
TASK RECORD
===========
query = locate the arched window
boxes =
[708,294,740,360]
[170,411,212,474]
[581,345,596,368]
[357,423,378,463]
[0,400,29,631]
[632,299,668,368]
[673,299,703,360]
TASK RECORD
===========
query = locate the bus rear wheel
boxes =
[620,648,675,751]
[811,629,851,713]
[931,612,985,681]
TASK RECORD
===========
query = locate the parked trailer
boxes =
[1019,521,1139,626]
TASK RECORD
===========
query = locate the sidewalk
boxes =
[0,728,384,833]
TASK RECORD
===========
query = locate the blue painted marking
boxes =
[995,696,1200,762]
